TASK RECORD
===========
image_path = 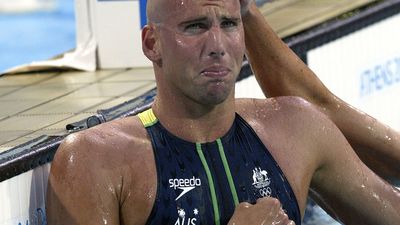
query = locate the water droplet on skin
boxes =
[269,99,280,111]
[177,39,184,46]
[147,191,153,200]
[103,218,108,224]
[126,191,132,199]
[65,134,78,144]
[321,126,326,133]
[385,135,392,141]
[372,192,380,200]
[69,154,74,163]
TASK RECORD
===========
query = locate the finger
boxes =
[236,201,252,210]
[257,197,281,210]
[266,203,281,218]
[269,207,291,225]
[256,196,279,204]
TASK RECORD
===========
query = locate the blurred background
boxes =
[0,0,75,72]
[0,1,399,225]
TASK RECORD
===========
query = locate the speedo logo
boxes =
[169,177,202,201]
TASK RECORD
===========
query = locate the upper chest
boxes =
[121,108,317,224]
[138,116,303,225]
[237,103,320,211]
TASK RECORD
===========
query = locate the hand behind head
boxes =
[239,0,254,16]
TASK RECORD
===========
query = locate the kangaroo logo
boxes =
[252,167,271,189]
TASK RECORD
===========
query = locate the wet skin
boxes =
[47,98,400,225]
[242,1,400,181]
[46,0,400,224]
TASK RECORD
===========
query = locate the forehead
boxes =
[162,0,240,22]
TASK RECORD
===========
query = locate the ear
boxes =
[142,25,161,63]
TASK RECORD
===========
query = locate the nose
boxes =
[207,26,226,59]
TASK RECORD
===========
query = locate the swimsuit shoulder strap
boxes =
[138,108,158,128]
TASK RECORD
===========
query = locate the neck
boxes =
[152,93,236,143]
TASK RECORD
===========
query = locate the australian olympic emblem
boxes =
[252,167,272,197]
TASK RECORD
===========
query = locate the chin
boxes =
[200,90,233,106]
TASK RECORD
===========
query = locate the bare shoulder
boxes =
[47,115,155,224]
[235,97,338,210]
[236,96,340,160]
[236,96,327,127]
[49,115,154,191]
[52,115,151,171]
[236,96,314,111]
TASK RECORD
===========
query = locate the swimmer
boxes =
[46,0,400,224]
[241,0,400,181]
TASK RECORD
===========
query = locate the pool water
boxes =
[303,200,340,225]
[0,0,75,72]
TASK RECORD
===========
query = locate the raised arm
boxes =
[303,102,400,224]
[241,1,400,180]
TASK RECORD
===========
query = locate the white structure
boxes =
[2,0,150,74]
[237,13,400,131]
[0,0,55,13]
[0,164,49,225]
[308,13,400,130]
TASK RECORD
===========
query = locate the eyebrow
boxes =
[179,15,241,26]
[179,17,209,27]
[223,16,241,23]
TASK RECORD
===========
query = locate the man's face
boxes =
[155,0,245,105]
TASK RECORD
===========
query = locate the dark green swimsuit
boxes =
[138,109,301,225]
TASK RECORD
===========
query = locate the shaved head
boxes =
[146,0,238,24]
[146,0,164,23]
[147,0,186,23]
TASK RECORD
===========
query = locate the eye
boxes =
[184,23,207,34]
[221,20,238,29]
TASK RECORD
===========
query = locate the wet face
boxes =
[148,0,245,105]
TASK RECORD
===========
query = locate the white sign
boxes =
[92,0,151,68]
[0,164,50,225]
[308,13,400,130]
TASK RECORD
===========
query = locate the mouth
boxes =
[200,66,231,78]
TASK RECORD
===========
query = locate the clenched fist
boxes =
[228,197,295,225]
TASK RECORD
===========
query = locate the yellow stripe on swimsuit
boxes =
[138,108,158,128]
